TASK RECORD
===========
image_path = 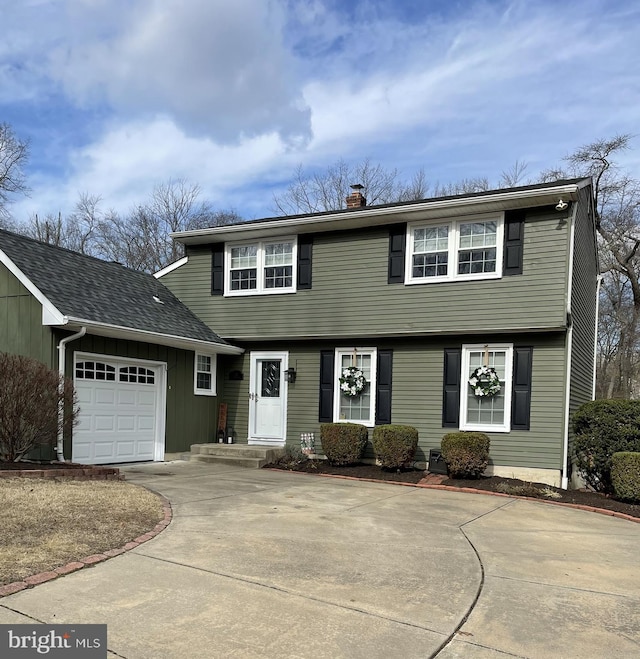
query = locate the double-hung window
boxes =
[333,348,377,426]
[226,239,296,295]
[406,216,503,284]
[194,353,217,396]
[460,344,512,432]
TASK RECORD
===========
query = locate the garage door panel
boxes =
[94,416,115,431]
[138,416,155,431]
[138,391,155,406]
[117,416,136,431]
[117,390,137,405]
[95,388,116,405]
[73,357,163,465]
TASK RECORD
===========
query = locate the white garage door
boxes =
[73,356,164,464]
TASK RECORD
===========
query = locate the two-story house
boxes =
[0,178,597,488]
[158,178,598,488]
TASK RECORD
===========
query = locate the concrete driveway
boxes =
[1,461,639,658]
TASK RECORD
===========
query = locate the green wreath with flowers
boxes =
[339,366,367,398]
[468,366,501,398]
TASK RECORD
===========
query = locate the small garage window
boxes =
[119,366,156,384]
[194,353,217,396]
[75,361,116,381]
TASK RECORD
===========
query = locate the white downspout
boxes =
[592,274,603,399]
[57,327,87,461]
[561,204,578,490]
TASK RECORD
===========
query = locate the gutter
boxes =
[56,327,87,461]
[592,274,603,399]
[172,182,585,244]
[561,202,579,490]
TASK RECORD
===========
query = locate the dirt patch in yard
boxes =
[0,478,165,586]
[267,460,640,520]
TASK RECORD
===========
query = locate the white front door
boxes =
[248,351,288,445]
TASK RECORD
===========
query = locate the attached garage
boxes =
[73,354,166,465]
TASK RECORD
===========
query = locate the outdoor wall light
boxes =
[555,199,569,211]
[285,367,297,383]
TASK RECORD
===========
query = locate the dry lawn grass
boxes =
[0,478,164,585]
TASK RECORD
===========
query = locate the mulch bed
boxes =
[268,460,640,520]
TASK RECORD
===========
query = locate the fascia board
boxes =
[154,256,188,279]
[62,316,244,355]
[172,183,583,245]
[0,247,66,325]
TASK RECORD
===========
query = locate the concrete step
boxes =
[189,443,286,468]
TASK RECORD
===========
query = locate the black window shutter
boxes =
[388,224,406,284]
[375,349,393,425]
[442,348,461,427]
[503,210,525,276]
[211,243,224,295]
[297,235,313,290]
[511,346,533,430]
[319,350,334,422]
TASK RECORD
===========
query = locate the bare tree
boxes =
[273,158,429,215]
[433,177,491,197]
[24,193,103,254]
[547,135,640,398]
[97,180,242,272]
[499,160,529,188]
[0,123,29,218]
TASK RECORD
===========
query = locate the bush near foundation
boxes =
[320,423,368,466]
[573,399,640,493]
[0,352,78,462]
[441,432,490,479]
[611,452,640,502]
[372,425,418,470]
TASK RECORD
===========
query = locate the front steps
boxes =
[188,443,286,468]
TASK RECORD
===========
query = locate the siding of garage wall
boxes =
[64,335,218,457]
[0,262,57,366]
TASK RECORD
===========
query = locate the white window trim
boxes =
[224,237,297,296]
[405,213,504,285]
[333,347,377,427]
[194,352,217,396]
[460,343,513,433]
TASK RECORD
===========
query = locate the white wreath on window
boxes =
[339,366,367,398]
[468,366,501,398]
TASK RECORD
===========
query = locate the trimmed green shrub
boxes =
[573,399,640,493]
[611,452,640,502]
[441,432,490,479]
[372,425,419,470]
[320,423,368,466]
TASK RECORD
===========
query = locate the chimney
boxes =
[346,183,366,209]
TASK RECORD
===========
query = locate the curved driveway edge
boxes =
[0,461,638,659]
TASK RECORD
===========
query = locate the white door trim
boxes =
[248,351,288,446]
[73,351,167,462]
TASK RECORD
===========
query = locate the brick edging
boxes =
[0,492,172,598]
[265,468,640,524]
[0,466,123,481]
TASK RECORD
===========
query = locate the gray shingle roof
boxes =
[0,228,230,349]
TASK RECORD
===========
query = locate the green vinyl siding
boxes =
[221,334,566,470]
[0,262,56,366]
[567,187,598,471]
[162,208,570,341]
[63,335,218,456]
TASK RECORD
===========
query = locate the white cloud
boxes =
[47,0,311,144]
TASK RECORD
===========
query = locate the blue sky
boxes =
[2,0,639,221]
